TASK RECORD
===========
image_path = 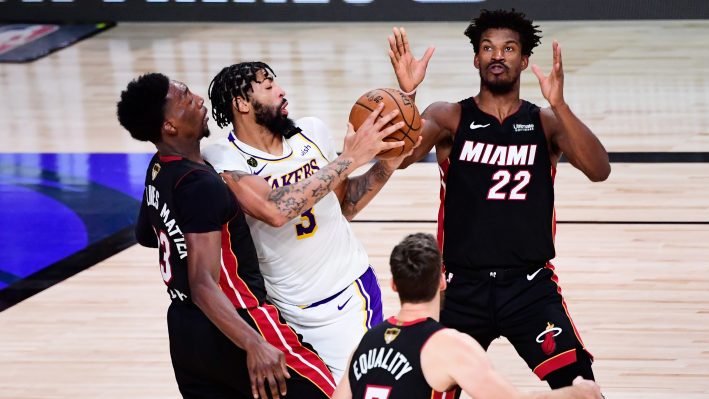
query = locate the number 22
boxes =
[487,170,531,200]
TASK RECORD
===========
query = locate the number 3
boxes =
[295,207,318,239]
[158,230,173,284]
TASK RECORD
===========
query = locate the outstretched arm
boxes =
[422,330,602,399]
[334,137,421,220]
[532,41,610,182]
[388,26,435,97]
[222,105,405,227]
[388,26,456,169]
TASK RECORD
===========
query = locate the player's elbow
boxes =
[588,163,611,182]
[190,276,215,310]
[135,230,158,248]
[261,212,289,227]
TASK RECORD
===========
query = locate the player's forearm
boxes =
[524,385,595,399]
[552,103,610,182]
[340,161,393,220]
[266,155,357,223]
[191,276,263,350]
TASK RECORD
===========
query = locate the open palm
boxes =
[388,27,435,94]
[531,40,565,108]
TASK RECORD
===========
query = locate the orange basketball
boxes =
[348,88,422,160]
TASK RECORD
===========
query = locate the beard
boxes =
[201,126,211,138]
[253,99,296,137]
[479,62,519,95]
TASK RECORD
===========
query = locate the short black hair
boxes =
[116,73,170,143]
[464,9,542,56]
[208,61,275,129]
[389,233,442,304]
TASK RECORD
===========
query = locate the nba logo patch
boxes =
[151,163,161,180]
[384,327,400,344]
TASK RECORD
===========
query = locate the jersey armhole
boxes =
[419,327,448,354]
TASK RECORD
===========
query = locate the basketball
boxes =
[348,88,422,159]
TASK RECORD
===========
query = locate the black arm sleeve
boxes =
[174,171,235,234]
[135,191,158,248]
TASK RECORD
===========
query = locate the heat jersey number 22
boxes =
[487,170,531,200]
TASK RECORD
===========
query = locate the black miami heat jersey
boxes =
[135,154,266,308]
[440,98,555,270]
[348,317,456,399]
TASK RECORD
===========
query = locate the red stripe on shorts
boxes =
[246,304,336,396]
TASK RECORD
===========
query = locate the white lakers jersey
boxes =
[202,117,370,305]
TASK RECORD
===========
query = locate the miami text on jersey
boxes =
[459,141,538,166]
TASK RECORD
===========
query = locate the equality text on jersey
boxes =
[352,346,413,382]
[459,141,538,166]
[264,159,321,189]
[146,184,187,259]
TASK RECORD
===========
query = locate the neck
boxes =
[234,118,283,155]
[156,140,203,164]
[475,83,522,123]
[395,295,440,323]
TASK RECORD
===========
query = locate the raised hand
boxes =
[246,338,290,398]
[531,40,565,108]
[388,27,435,94]
[342,103,406,168]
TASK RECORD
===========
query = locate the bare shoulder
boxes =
[423,101,461,126]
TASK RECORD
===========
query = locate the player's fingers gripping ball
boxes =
[349,88,422,159]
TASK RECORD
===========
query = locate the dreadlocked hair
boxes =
[208,61,275,129]
[464,9,542,57]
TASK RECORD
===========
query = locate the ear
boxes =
[390,279,398,293]
[440,271,447,291]
[161,119,178,138]
[521,55,529,71]
[473,53,480,70]
[234,96,250,113]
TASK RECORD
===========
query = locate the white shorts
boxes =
[271,266,383,382]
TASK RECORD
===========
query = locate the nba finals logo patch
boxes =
[151,163,161,180]
[384,328,400,344]
[247,157,258,167]
[536,322,562,355]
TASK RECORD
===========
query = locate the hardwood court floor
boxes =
[1,20,708,398]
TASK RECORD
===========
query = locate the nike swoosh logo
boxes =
[337,296,353,311]
[253,164,267,175]
[527,268,543,281]
[470,122,490,130]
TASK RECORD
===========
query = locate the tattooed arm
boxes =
[220,104,406,227]
[333,161,394,221]
[221,157,355,227]
[334,135,421,220]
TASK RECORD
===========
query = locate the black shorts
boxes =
[167,301,335,398]
[440,263,592,380]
